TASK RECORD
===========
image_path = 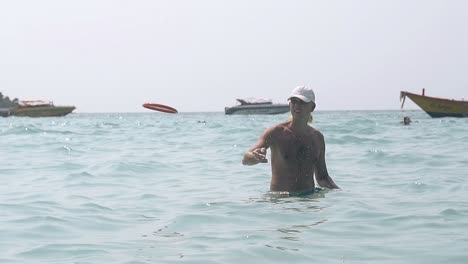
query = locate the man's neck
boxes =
[290,118,309,133]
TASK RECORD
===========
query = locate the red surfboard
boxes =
[143,103,178,114]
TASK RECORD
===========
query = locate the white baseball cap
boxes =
[288,85,315,104]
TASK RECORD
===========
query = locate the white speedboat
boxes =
[224,98,289,115]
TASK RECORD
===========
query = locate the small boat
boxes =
[0,107,13,117]
[400,89,468,118]
[11,100,76,117]
[225,98,290,115]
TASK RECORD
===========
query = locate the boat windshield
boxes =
[19,100,53,107]
[236,98,272,105]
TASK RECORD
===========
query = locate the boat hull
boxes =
[400,91,468,118]
[225,104,290,115]
[12,106,76,117]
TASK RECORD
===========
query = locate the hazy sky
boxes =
[1,0,467,113]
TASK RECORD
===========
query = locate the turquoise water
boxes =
[1,110,468,264]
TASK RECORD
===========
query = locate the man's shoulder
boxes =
[308,126,324,138]
[273,121,292,132]
[262,121,291,136]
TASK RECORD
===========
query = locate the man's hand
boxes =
[252,147,268,163]
[242,147,268,165]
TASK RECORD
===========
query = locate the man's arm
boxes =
[242,128,272,165]
[314,133,340,189]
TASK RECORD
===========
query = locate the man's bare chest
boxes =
[274,136,319,162]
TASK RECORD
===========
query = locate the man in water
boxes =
[242,86,340,194]
[401,116,412,125]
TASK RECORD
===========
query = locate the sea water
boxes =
[1,110,467,264]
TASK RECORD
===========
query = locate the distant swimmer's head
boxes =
[403,116,412,125]
[288,85,315,104]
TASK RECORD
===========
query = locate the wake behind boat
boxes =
[224,98,290,115]
[400,89,468,118]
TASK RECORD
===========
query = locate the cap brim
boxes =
[288,95,312,103]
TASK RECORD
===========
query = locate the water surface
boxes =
[1,110,467,263]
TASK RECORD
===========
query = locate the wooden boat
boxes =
[225,98,290,115]
[400,89,468,118]
[12,100,75,117]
